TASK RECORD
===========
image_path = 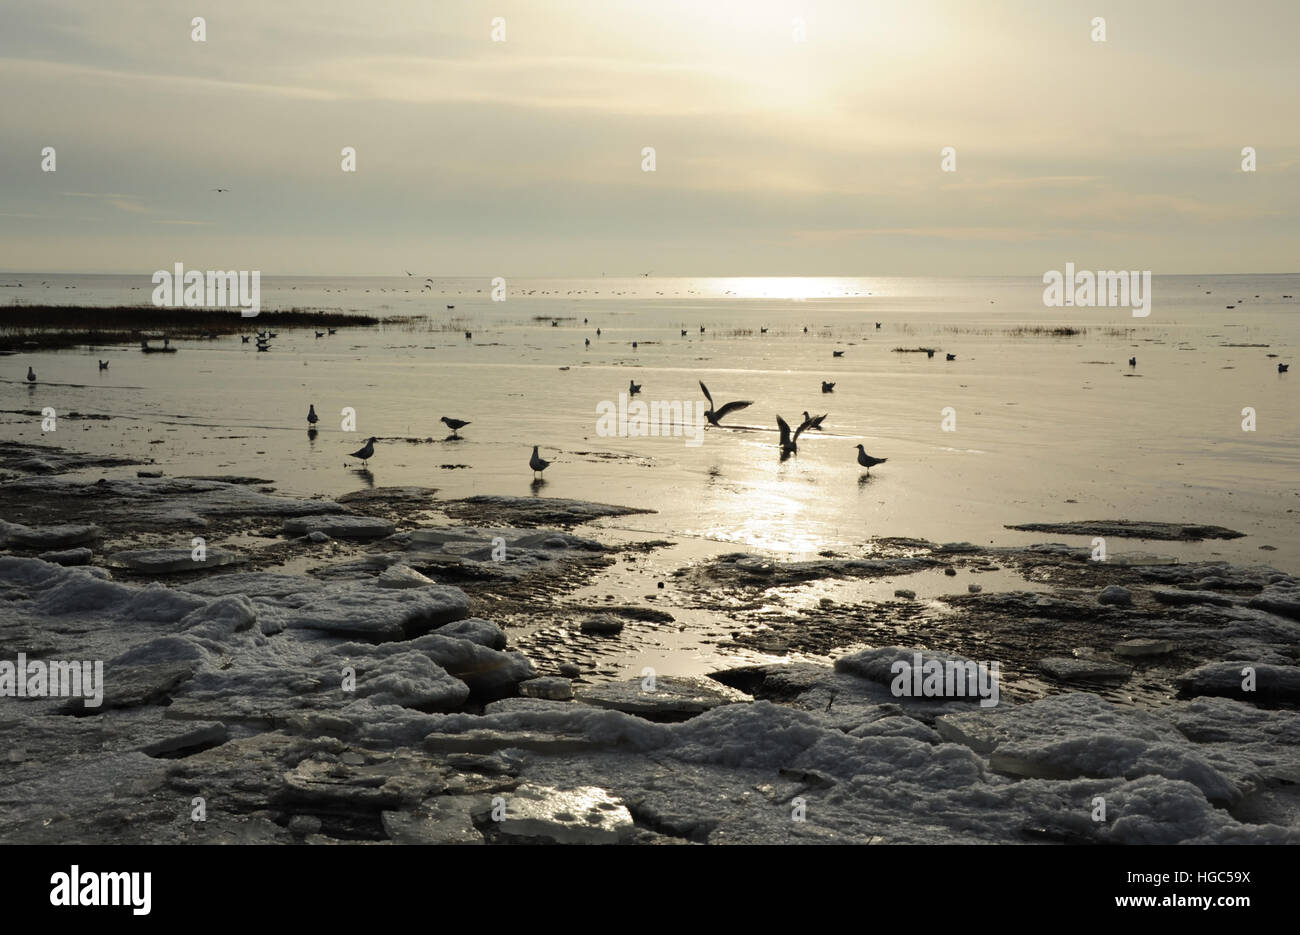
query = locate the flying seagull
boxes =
[628,379,641,396]
[776,414,808,455]
[801,411,827,430]
[821,381,835,393]
[212,188,230,193]
[699,380,752,426]
[348,436,378,466]
[441,416,470,436]
[946,353,956,361]
[307,404,319,426]
[856,444,887,470]
[240,335,250,343]
[529,445,550,478]
[98,360,109,371]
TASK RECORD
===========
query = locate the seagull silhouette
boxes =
[307,404,319,426]
[529,445,550,478]
[348,436,378,465]
[27,367,36,382]
[699,381,752,426]
[776,414,808,455]
[212,188,230,193]
[98,360,109,371]
[801,411,827,430]
[821,381,835,393]
[856,444,887,470]
[628,379,641,396]
[833,350,845,358]
[441,416,470,436]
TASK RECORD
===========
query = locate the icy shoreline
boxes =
[1,456,1299,843]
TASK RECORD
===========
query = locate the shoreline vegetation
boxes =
[0,305,386,351]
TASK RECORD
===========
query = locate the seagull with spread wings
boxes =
[699,381,752,427]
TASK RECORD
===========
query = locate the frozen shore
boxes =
[1,448,1299,844]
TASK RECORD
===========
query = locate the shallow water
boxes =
[3,273,1298,577]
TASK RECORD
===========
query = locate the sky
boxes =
[0,0,1297,276]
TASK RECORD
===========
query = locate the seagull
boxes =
[946,353,956,361]
[98,360,109,371]
[584,338,590,347]
[441,416,470,436]
[447,304,455,309]
[925,349,935,359]
[699,326,705,334]
[1129,357,1137,367]
[315,331,325,338]
[681,329,688,336]
[212,188,230,193]
[529,445,550,478]
[832,350,845,357]
[1280,363,1290,373]
[327,328,337,335]
[240,335,250,343]
[465,331,472,339]
[27,367,36,382]
[308,404,319,426]
[875,322,881,329]
[348,436,378,465]
[699,381,752,426]
[629,379,642,396]
[760,327,768,333]
[256,344,271,352]
[803,327,808,334]
[632,341,638,349]
[596,328,601,336]
[855,444,887,470]
[801,411,827,430]
[551,320,559,328]
[776,414,808,455]
[821,381,835,393]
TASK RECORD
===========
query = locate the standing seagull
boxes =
[821,381,835,393]
[776,415,808,456]
[529,445,550,479]
[307,404,319,427]
[27,367,36,383]
[628,379,641,396]
[856,445,887,471]
[1129,357,1137,367]
[348,436,378,466]
[1279,363,1290,373]
[441,416,470,437]
[699,381,753,426]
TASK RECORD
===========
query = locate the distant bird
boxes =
[212,188,230,193]
[529,445,550,478]
[803,327,808,334]
[821,381,835,393]
[98,359,109,371]
[27,367,36,382]
[256,344,271,352]
[551,321,559,327]
[699,381,753,426]
[875,322,881,329]
[327,328,337,335]
[240,335,250,343]
[760,327,768,333]
[447,305,455,309]
[832,350,845,358]
[308,404,319,426]
[632,341,638,349]
[925,349,935,359]
[596,328,601,337]
[348,436,378,465]
[628,379,642,396]
[315,331,325,338]
[583,318,588,324]
[699,326,705,333]
[405,270,413,276]
[946,353,956,361]
[585,338,590,347]
[441,416,470,436]
[681,329,688,336]
[776,414,808,455]
[642,271,652,277]
[1280,363,1290,373]
[855,444,887,470]
[1129,357,1137,367]
[465,331,472,339]
[801,411,827,430]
